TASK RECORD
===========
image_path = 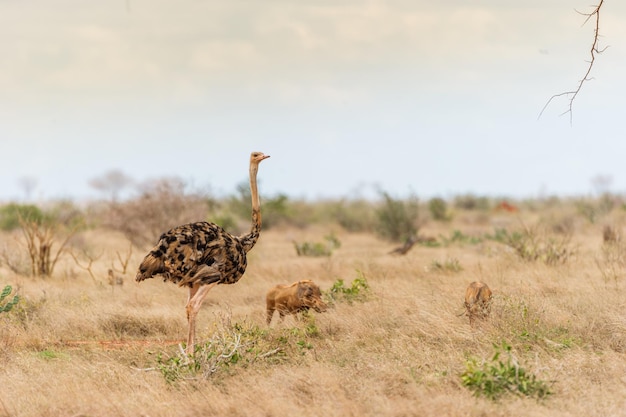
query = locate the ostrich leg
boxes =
[185,282,218,354]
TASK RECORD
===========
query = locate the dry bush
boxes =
[495,223,577,266]
[595,239,626,286]
[103,177,214,247]
[0,213,80,278]
[602,224,620,243]
[20,218,73,277]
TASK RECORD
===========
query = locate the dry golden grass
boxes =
[2,212,626,416]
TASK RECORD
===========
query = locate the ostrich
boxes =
[135,151,270,354]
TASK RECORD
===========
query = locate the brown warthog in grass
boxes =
[464,281,493,326]
[266,280,328,324]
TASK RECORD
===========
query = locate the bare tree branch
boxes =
[113,241,133,275]
[68,248,103,283]
[540,0,606,123]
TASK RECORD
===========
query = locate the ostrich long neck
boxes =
[240,161,262,252]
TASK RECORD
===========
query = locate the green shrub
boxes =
[376,191,419,242]
[325,270,370,304]
[293,233,341,257]
[331,199,376,233]
[485,227,512,244]
[454,194,491,211]
[211,214,238,232]
[262,194,293,228]
[428,197,452,221]
[227,182,293,229]
[461,342,552,401]
[0,204,47,231]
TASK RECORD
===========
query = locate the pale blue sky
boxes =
[2,1,626,202]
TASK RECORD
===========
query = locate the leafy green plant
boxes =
[485,227,513,244]
[37,349,69,361]
[293,233,341,257]
[157,318,273,384]
[429,257,462,273]
[440,230,483,246]
[281,315,320,353]
[325,270,370,304]
[461,342,552,401]
[0,285,19,313]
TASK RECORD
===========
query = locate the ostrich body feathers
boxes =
[136,221,256,287]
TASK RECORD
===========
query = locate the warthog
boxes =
[107,269,124,286]
[266,280,328,324]
[464,281,493,326]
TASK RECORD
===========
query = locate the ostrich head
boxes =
[250,151,270,164]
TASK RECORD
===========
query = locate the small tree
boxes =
[89,169,134,202]
[18,215,77,277]
[375,191,419,242]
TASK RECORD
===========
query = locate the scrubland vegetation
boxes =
[2,187,626,416]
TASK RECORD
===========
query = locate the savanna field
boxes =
[2,193,626,417]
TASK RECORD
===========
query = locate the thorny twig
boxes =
[539,0,607,124]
